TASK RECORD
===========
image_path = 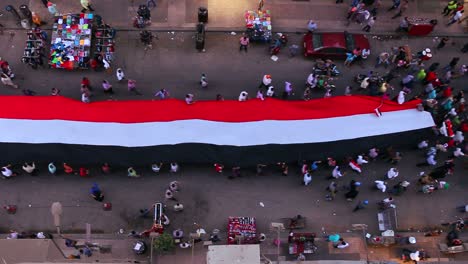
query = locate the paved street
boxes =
[0,0,466,263]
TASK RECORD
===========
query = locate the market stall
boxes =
[288,232,317,256]
[245,10,272,42]
[94,23,115,64]
[49,13,94,70]
[22,29,46,69]
[227,217,257,244]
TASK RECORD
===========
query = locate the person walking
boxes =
[90,183,104,202]
[127,167,140,178]
[282,81,294,99]
[392,0,408,19]
[259,74,272,89]
[102,80,113,95]
[40,0,49,8]
[170,162,179,173]
[47,1,59,16]
[127,79,141,95]
[447,10,464,26]
[151,163,162,173]
[388,0,401,11]
[334,238,350,248]
[154,88,170,99]
[325,181,338,201]
[344,53,357,67]
[80,0,95,13]
[442,1,458,16]
[352,200,368,212]
[362,17,376,32]
[436,37,450,50]
[200,73,208,88]
[116,68,125,82]
[303,171,312,186]
[1,73,18,89]
[239,35,249,52]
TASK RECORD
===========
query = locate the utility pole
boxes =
[50,202,63,235]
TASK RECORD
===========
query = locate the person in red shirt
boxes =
[81,77,91,90]
[101,163,111,174]
[442,86,453,98]
[63,163,74,174]
[79,167,89,177]
[425,71,437,83]
[214,163,224,173]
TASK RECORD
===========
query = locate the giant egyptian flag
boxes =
[0,96,434,166]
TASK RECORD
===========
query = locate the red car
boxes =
[303,32,370,59]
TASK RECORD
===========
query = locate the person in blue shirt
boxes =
[310,161,322,171]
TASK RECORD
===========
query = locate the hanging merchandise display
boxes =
[94,23,115,63]
[49,13,93,70]
[227,216,257,244]
[22,28,47,69]
[245,10,272,42]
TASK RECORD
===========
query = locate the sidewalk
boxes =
[0,0,458,36]
[1,231,465,263]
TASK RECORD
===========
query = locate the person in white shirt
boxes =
[174,203,184,212]
[170,162,179,173]
[335,238,349,249]
[453,148,465,158]
[81,92,90,103]
[386,168,399,179]
[238,91,248,101]
[185,94,194,105]
[116,68,125,82]
[417,140,429,149]
[375,180,387,192]
[307,20,317,32]
[259,74,272,89]
[331,166,343,179]
[361,48,370,59]
[266,86,275,97]
[357,155,368,165]
[151,163,162,173]
[454,131,464,144]
[7,231,18,239]
[410,250,421,261]
[36,232,46,239]
[426,154,437,166]
[447,10,464,26]
[1,165,15,179]
[306,73,317,88]
[303,172,312,186]
[397,90,406,104]
[22,162,36,174]
[169,181,179,192]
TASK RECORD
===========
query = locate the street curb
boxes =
[1,26,467,38]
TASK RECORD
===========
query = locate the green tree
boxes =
[153,233,175,253]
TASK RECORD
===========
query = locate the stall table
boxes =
[288,232,316,255]
[245,10,272,42]
[227,217,257,244]
[49,13,94,70]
